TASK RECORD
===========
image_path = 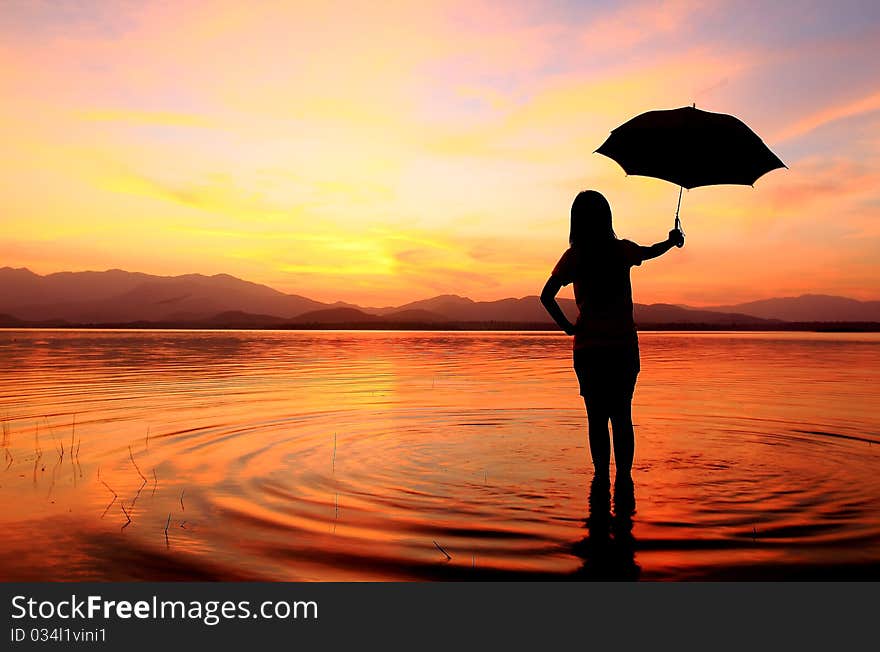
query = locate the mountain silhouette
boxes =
[0,267,876,328]
[636,303,777,326]
[199,310,291,327]
[696,294,880,322]
[367,294,573,322]
[292,307,383,324]
[0,267,337,323]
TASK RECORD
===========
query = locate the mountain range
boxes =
[1,267,878,328]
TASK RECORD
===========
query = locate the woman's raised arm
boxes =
[639,229,685,261]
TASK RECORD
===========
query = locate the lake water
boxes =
[1,329,878,580]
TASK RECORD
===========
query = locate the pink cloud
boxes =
[774,90,880,142]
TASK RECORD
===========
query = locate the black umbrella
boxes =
[596,105,786,245]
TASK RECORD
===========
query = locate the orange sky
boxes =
[1,0,879,306]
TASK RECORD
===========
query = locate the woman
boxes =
[541,190,684,480]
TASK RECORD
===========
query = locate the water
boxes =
[1,329,878,580]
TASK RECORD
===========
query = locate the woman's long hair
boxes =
[569,190,617,248]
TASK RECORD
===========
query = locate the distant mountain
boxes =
[634,303,777,326]
[198,311,291,327]
[0,267,153,307]
[292,307,382,324]
[368,294,474,316]
[372,295,772,326]
[696,294,880,322]
[0,267,876,329]
[0,267,334,323]
[382,309,451,323]
[368,294,578,322]
[0,312,69,328]
[290,307,451,325]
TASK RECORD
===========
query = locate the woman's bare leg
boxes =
[610,396,635,479]
[584,398,611,476]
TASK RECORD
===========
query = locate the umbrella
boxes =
[595,105,786,245]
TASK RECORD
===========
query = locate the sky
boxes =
[2,0,879,306]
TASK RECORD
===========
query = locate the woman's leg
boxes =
[584,397,611,477]
[609,395,635,479]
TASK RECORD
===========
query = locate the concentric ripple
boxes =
[1,329,878,580]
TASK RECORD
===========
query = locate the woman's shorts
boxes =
[573,337,640,404]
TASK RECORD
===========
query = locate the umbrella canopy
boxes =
[596,105,786,189]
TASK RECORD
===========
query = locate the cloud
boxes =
[774,90,880,142]
[577,0,719,52]
[78,109,213,128]
[734,156,880,221]
[418,46,756,163]
[97,169,295,220]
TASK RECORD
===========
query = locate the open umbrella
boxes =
[595,105,786,245]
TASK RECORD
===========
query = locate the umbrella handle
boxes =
[674,186,685,248]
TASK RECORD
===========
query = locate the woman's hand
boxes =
[641,230,685,260]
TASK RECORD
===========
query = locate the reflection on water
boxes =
[0,329,878,580]
[573,475,639,580]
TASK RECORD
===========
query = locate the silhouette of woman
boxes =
[541,190,684,480]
